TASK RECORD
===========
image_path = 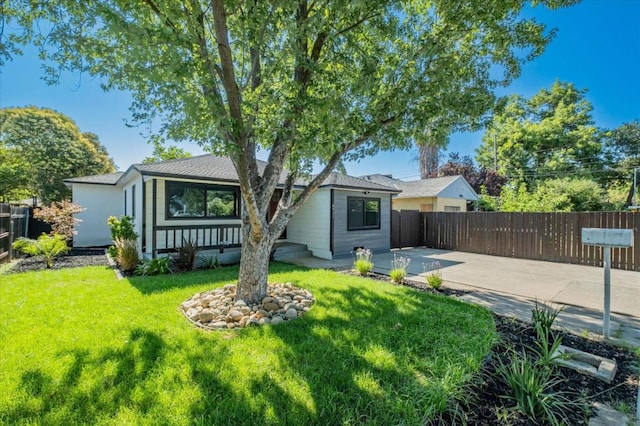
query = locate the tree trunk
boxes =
[419,143,439,179]
[236,230,274,304]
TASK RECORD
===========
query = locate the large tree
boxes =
[3,0,577,302]
[477,81,603,184]
[602,120,640,206]
[0,107,115,203]
[142,141,192,164]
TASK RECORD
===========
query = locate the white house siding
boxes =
[150,178,243,253]
[121,176,145,251]
[438,177,478,201]
[286,189,331,259]
[332,190,392,258]
[72,183,122,247]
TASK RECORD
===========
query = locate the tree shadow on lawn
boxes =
[6,328,166,424]
[187,280,494,424]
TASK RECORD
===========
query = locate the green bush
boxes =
[389,268,406,284]
[12,233,69,268]
[197,254,220,270]
[135,257,171,276]
[389,254,410,284]
[107,216,138,240]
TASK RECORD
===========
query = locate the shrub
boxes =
[114,237,139,272]
[107,216,138,240]
[175,238,198,271]
[531,300,563,341]
[389,254,410,284]
[12,233,69,268]
[107,245,118,259]
[33,200,84,241]
[353,248,373,275]
[135,256,171,276]
[497,350,574,425]
[424,261,443,289]
[197,254,220,270]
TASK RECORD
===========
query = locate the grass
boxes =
[0,262,496,425]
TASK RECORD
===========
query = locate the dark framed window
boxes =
[132,184,136,218]
[347,197,380,230]
[166,181,240,219]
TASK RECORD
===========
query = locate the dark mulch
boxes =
[5,249,109,274]
[343,270,639,425]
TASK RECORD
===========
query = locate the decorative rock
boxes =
[263,302,280,312]
[180,282,315,330]
[228,310,244,322]
[285,308,298,320]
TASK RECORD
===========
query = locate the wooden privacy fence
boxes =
[419,212,640,271]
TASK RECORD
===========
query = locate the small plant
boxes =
[532,324,564,369]
[198,254,220,270]
[114,237,139,272]
[175,237,199,271]
[424,261,443,289]
[107,216,138,240]
[12,233,69,268]
[497,350,574,425]
[531,300,563,341]
[107,245,118,259]
[33,200,84,241]
[389,254,410,284]
[353,248,373,275]
[135,256,171,276]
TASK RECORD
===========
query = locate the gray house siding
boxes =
[331,189,391,257]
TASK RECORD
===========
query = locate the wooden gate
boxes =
[391,210,422,248]
[0,204,11,264]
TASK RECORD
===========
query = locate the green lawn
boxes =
[0,263,496,425]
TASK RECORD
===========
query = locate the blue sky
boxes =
[1,0,638,178]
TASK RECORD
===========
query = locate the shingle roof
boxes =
[64,172,124,185]
[67,155,399,192]
[361,174,463,198]
[319,172,399,192]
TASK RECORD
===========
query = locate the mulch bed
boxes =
[5,249,109,274]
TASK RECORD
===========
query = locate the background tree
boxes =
[437,152,507,196]
[499,177,605,212]
[0,144,31,202]
[5,0,577,302]
[602,120,640,205]
[477,81,603,185]
[142,141,192,164]
[0,107,115,203]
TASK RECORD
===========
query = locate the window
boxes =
[166,181,240,219]
[444,206,461,212]
[131,184,136,218]
[347,197,380,230]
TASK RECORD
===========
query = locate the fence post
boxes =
[9,213,14,262]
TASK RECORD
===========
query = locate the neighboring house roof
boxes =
[361,174,478,201]
[64,172,125,185]
[65,155,399,192]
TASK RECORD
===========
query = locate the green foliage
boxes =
[389,254,410,284]
[107,216,138,241]
[175,238,199,271]
[497,351,574,425]
[135,257,172,276]
[354,248,373,275]
[531,300,563,341]
[0,107,115,202]
[0,263,496,425]
[478,81,603,185]
[12,233,69,268]
[113,237,139,272]
[141,141,192,164]
[107,245,117,259]
[499,178,606,212]
[424,261,443,289]
[33,200,84,241]
[389,269,406,284]
[197,254,220,270]
[0,144,31,202]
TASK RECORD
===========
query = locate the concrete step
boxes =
[273,242,311,261]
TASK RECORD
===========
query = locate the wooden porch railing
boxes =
[153,223,242,255]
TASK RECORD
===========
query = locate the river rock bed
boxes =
[180,282,315,329]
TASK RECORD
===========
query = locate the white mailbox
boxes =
[580,227,635,339]
[581,228,633,248]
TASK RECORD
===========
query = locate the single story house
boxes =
[360,174,478,212]
[64,155,400,260]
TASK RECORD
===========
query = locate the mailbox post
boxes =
[581,228,634,338]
